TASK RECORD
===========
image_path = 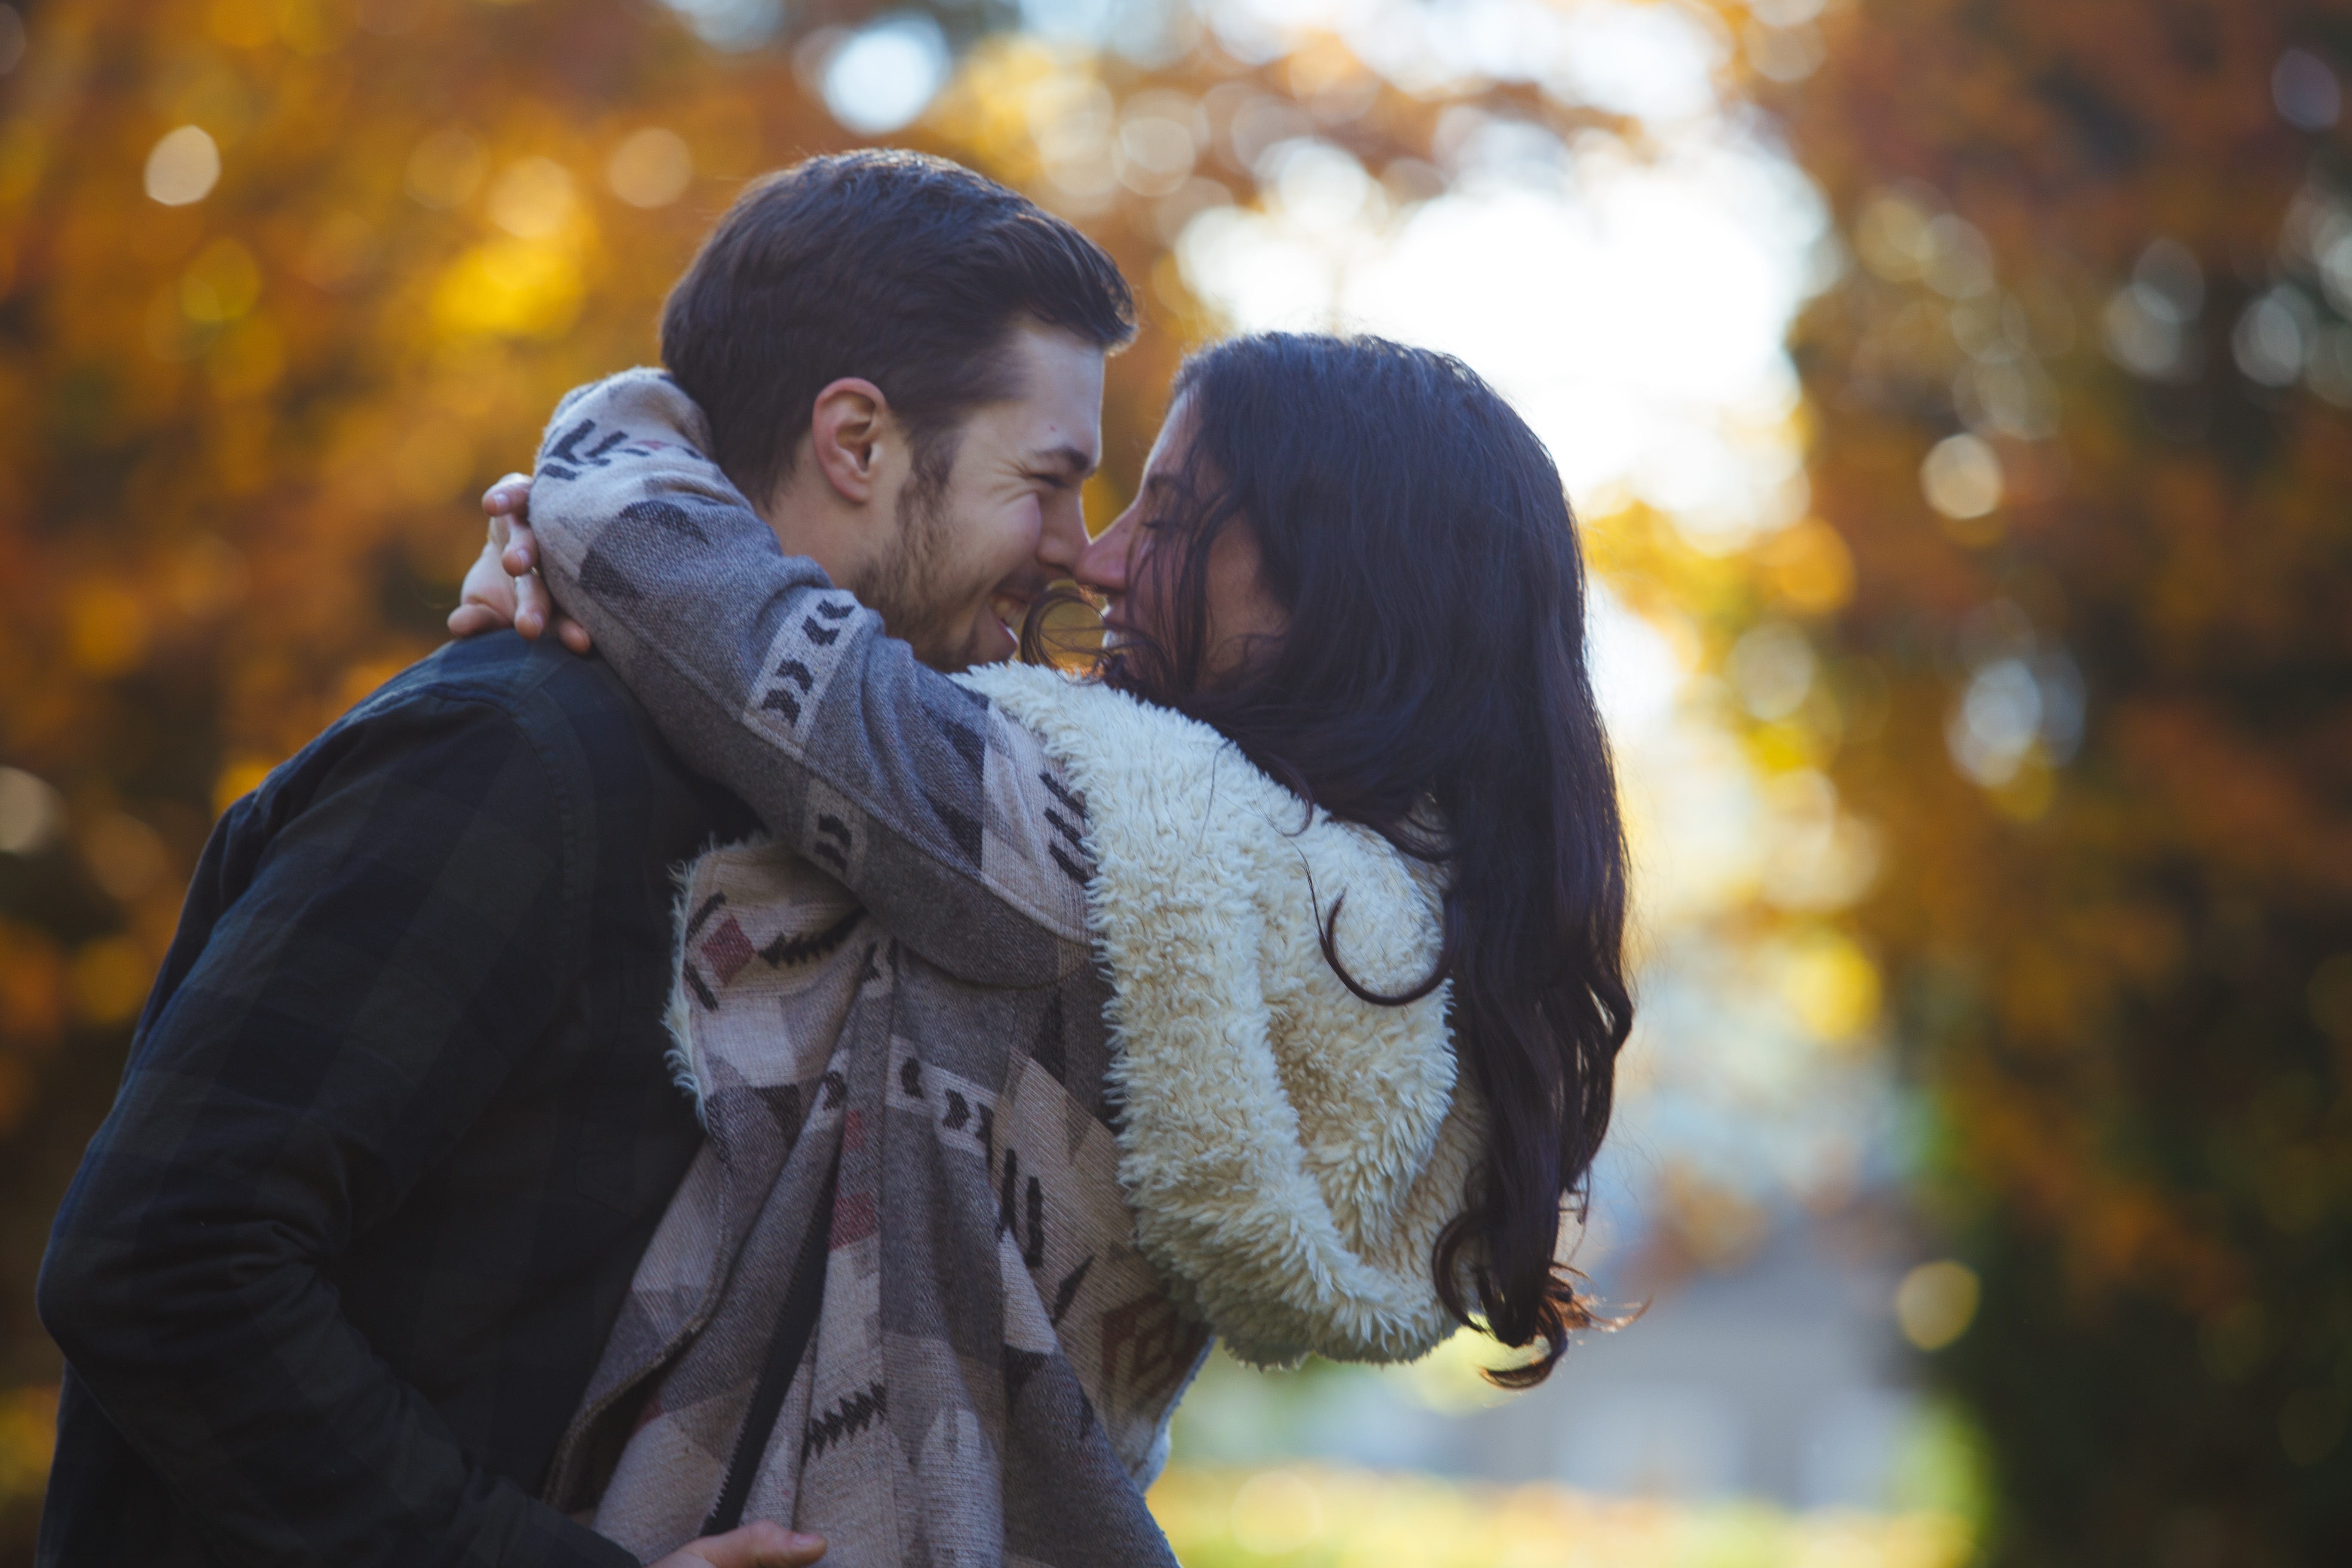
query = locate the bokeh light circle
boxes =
[144,125,220,206]
[609,128,694,209]
[823,14,951,135]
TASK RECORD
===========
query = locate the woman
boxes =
[466,333,1630,1565]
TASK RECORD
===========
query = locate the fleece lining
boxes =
[962,661,1483,1367]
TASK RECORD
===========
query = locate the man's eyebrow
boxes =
[1027,443,1099,478]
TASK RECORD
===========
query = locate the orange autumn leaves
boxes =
[1760,0,2352,1551]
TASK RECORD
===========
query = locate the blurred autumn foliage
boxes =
[0,0,1626,1556]
[1755,0,2352,1562]
[3,0,2349,1563]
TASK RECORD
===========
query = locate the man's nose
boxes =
[1037,489,1090,573]
[1075,510,1133,593]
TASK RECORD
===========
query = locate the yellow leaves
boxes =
[0,1385,58,1515]
[271,0,352,56]
[207,0,351,55]
[389,416,476,503]
[299,211,378,290]
[1995,946,2078,1046]
[486,156,579,240]
[1777,927,1881,1045]
[607,128,693,209]
[928,37,1106,199]
[80,812,168,903]
[205,399,276,494]
[335,657,407,710]
[1751,518,1856,616]
[67,935,152,1027]
[146,285,205,363]
[166,533,250,619]
[0,120,44,209]
[928,37,1054,175]
[207,0,279,50]
[0,919,65,1047]
[209,314,285,397]
[140,238,284,393]
[212,757,276,817]
[65,582,149,676]
[181,237,261,322]
[1982,753,2052,822]
[431,235,585,339]
[406,128,487,208]
[405,143,596,340]
[676,97,762,181]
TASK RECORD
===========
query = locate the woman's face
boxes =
[1074,397,1289,682]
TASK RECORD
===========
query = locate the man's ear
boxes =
[808,377,892,506]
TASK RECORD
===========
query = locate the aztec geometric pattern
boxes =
[527,373,1211,1567]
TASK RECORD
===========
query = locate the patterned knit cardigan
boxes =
[528,372,1485,1568]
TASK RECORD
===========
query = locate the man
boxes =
[36,150,1132,1568]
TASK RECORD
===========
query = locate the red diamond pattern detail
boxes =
[701,914,755,986]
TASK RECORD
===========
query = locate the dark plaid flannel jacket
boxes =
[35,631,750,1568]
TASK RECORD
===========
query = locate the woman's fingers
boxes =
[650,1521,826,1568]
[453,538,518,637]
[482,472,532,515]
[468,475,583,652]
[510,567,593,652]
[502,517,540,579]
[486,475,536,577]
[514,565,550,640]
[446,603,506,638]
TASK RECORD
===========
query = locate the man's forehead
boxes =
[1000,324,1105,466]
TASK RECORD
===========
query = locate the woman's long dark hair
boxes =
[1070,333,1633,1385]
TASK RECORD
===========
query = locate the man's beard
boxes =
[853,462,959,667]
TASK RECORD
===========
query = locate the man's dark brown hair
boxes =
[660,150,1136,506]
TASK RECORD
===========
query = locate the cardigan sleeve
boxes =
[524,371,1093,989]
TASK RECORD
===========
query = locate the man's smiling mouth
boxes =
[989,591,1030,636]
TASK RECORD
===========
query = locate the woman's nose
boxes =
[1075,508,1135,593]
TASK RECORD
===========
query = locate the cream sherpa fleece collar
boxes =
[959,662,1485,1367]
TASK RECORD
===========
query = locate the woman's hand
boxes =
[648,1521,826,1568]
[444,472,594,655]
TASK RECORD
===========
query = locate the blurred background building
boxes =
[2,1,2347,1564]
